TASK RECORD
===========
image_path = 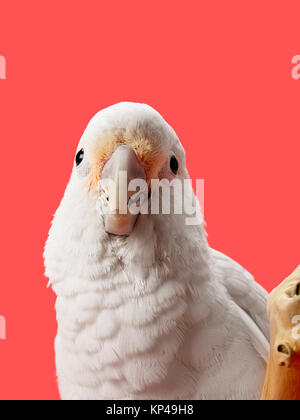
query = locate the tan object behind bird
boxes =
[262,266,300,400]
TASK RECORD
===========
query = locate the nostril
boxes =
[296,283,300,296]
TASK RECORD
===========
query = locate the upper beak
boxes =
[100,145,146,236]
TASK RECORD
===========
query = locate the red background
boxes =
[0,0,299,400]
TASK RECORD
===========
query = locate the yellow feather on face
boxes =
[88,134,167,191]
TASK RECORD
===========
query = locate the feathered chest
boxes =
[53,253,205,398]
[45,197,215,398]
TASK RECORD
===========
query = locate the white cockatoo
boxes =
[44,102,269,400]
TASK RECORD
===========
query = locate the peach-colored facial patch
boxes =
[88,134,167,190]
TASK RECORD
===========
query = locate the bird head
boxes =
[44,103,207,294]
[72,102,188,236]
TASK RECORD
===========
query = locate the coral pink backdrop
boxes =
[0,0,299,400]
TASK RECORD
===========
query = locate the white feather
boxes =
[44,102,269,400]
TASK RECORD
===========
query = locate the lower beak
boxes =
[104,213,138,236]
[100,145,146,236]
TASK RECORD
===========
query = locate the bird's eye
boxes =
[75,149,84,166]
[170,155,179,174]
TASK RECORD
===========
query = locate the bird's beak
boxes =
[100,145,147,236]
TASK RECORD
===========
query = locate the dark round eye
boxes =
[75,148,84,166]
[170,155,179,174]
